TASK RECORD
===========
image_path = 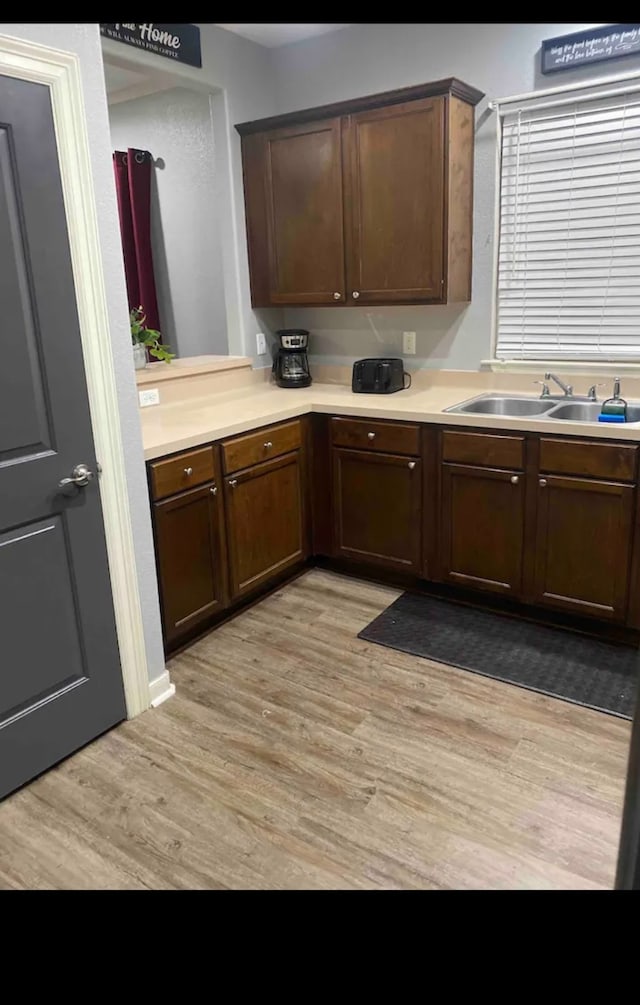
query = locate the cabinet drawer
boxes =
[222,419,302,474]
[330,417,420,455]
[539,438,637,482]
[442,430,524,469]
[150,446,215,501]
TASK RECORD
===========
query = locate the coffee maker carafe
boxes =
[273,329,312,388]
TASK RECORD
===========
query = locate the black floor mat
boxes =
[358,592,639,719]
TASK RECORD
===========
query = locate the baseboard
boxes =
[148,670,176,708]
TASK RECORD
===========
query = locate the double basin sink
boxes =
[444,394,640,425]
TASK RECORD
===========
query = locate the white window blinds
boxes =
[496,91,640,359]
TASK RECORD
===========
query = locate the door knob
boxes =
[210,486,217,496]
[510,475,519,484]
[184,466,193,476]
[367,431,376,440]
[352,291,360,299]
[333,292,341,300]
[539,479,547,487]
[228,479,238,488]
[58,463,94,489]
[408,461,416,470]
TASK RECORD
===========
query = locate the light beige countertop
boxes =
[140,378,640,460]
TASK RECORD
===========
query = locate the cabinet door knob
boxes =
[333,292,341,300]
[367,431,376,440]
[184,466,193,476]
[539,478,547,487]
[228,479,237,488]
[408,461,416,470]
[210,486,217,496]
[264,441,273,449]
[352,291,360,299]
[510,475,519,484]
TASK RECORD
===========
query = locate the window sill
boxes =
[482,359,640,377]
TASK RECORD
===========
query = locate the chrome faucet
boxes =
[587,383,606,402]
[545,372,573,397]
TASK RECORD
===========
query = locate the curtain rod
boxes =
[489,66,640,112]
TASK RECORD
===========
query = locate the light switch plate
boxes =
[402,331,416,355]
[256,332,267,355]
[139,388,160,407]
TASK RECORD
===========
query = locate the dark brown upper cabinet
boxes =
[236,78,484,308]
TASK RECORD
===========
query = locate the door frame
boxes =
[0,33,155,718]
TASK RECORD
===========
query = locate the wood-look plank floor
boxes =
[0,569,632,889]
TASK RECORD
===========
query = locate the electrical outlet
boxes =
[402,331,416,355]
[256,332,267,355]
[139,388,160,407]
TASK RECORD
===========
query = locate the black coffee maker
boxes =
[273,329,312,388]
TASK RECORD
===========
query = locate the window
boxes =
[496,89,640,360]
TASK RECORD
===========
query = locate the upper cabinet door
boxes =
[262,118,346,305]
[344,97,446,305]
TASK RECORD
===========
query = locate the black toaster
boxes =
[352,357,409,394]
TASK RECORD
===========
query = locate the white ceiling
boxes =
[216,24,350,48]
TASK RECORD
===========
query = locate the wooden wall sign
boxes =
[541,24,640,74]
[100,23,202,68]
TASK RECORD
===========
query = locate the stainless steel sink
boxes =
[549,401,640,423]
[444,392,640,425]
[444,394,558,417]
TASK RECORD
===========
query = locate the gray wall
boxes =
[102,23,284,367]
[109,87,228,358]
[271,22,640,371]
[0,22,167,685]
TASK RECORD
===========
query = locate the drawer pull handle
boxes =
[367,432,376,440]
[184,466,193,476]
[352,291,360,299]
[228,479,238,488]
[210,486,217,496]
[539,478,547,488]
[510,475,519,485]
[408,461,416,470]
[264,441,273,449]
[333,292,341,301]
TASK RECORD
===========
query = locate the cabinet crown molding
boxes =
[235,77,485,135]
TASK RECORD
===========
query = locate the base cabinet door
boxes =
[333,448,422,571]
[225,451,306,599]
[533,474,634,621]
[154,484,228,647]
[440,463,525,595]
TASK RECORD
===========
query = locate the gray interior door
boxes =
[0,74,126,799]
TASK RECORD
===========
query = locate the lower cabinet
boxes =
[148,415,640,651]
[532,474,634,621]
[332,448,422,571]
[224,451,307,600]
[154,483,228,647]
[440,462,525,596]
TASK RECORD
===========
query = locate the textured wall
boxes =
[110,87,228,358]
[271,22,640,371]
[101,23,284,367]
[0,22,166,684]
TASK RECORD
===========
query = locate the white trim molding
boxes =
[0,33,157,718]
[149,672,176,708]
[489,66,640,111]
[483,359,640,377]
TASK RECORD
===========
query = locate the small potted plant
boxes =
[130,306,175,369]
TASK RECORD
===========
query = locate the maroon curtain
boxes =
[113,148,161,333]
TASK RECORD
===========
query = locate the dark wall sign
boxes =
[541,24,640,74]
[100,23,202,68]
